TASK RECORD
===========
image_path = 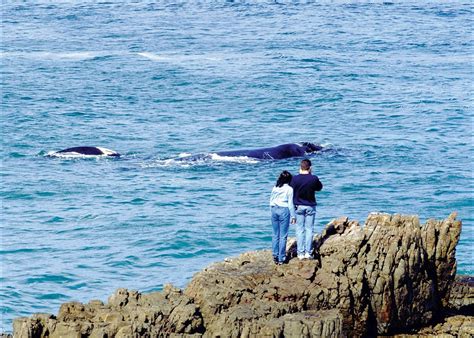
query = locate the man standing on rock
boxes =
[290,158,323,259]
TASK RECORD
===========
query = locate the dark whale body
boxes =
[48,146,120,157]
[216,142,322,160]
[179,142,323,161]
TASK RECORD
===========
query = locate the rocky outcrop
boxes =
[13,285,203,338]
[12,212,472,337]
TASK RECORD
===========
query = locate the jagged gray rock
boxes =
[11,212,471,337]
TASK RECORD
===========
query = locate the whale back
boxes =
[55,146,120,157]
[57,147,103,155]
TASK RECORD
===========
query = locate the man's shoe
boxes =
[273,256,278,264]
[297,254,305,260]
[304,253,312,259]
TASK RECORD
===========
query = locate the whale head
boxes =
[300,142,323,154]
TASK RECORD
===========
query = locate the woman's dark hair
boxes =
[275,170,292,187]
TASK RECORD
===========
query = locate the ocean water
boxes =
[1,1,472,332]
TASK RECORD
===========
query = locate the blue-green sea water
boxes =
[1,1,473,332]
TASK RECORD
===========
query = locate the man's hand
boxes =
[291,218,296,224]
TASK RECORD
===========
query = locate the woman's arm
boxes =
[287,186,297,220]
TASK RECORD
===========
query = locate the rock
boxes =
[13,314,51,338]
[422,212,462,307]
[392,315,474,337]
[447,275,474,314]
[107,288,141,308]
[423,315,474,337]
[362,213,436,333]
[9,213,472,338]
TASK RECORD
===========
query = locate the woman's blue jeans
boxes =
[271,206,290,263]
[295,205,316,255]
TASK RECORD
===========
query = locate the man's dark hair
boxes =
[300,159,312,171]
[276,170,292,187]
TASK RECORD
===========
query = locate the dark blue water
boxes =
[1,1,472,332]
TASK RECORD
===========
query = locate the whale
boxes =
[216,142,322,159]
[179,142,323,161]
[47,146,120,158]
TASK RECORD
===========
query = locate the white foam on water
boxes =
[320,143,334,149]
[136,52,222,63]
[209,153,259,164]
[49,52,98,60]
[136,52,168,61]
[45,151,111,159]
[4,50,226,62]
[141,158,192,168]
[142,152,259,168]
[1,51,107,61]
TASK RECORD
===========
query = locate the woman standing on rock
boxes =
[269,170,297,264]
